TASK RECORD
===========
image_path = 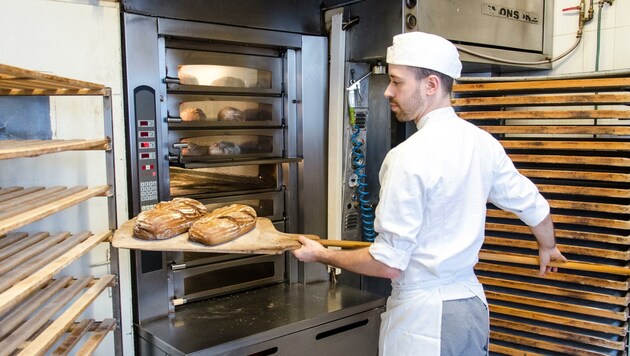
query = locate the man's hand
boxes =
[291,235,328,263]
[538,245,567,276]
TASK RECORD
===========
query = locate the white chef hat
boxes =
[386,31,462,79]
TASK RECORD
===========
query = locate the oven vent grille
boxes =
[453,74,630,355]
[354,109,368,129]
[344,212,359,231]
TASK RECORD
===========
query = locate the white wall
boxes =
[552,0,630,74]
[0,0,132,355]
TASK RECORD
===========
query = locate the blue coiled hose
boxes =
[351,124,376,242]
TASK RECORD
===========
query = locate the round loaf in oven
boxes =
[180,107,207,122]
[217,106,245,121]
[189,204,257,246]
[133,198,207,240]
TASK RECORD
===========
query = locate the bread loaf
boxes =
[189,204,257,246]
[133,198,207,240]
[180,107,207,122]
[217,106,244,121]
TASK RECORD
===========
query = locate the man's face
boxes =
[384,64,426,123]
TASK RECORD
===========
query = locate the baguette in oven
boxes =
[133,198,207,240]
[189,204,257,246]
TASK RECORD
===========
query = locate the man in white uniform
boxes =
[291,32,567,355]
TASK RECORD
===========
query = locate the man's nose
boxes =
[384,84,393,99]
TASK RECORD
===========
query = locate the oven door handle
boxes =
[172,143,189,149]
[163,76,181,84]
[167,116,183,123]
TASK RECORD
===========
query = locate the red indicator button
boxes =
[141,164,154,170]
[139,120,149,126]
[140,131,149,137]
[140,142,150,148]
[141,153,150,159]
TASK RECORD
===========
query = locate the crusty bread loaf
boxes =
[180,107,207,122]
[189,204,257,246]
[217,106,244,121]
[133,198,207,240]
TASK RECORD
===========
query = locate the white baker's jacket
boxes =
[369,107,550,355]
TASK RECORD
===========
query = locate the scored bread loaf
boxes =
[133,198,207,240]
[189,204,257,246]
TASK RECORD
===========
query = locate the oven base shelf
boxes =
[135,281,385,356]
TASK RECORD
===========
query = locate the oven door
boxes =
[171,254,285,305]
[169,128,283,163]
[165,48,283,96]
[166,94,283,128]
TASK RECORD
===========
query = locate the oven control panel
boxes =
[134,86,159,211]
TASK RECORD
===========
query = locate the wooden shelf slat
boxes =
[452,93,630,107]
[489,343,545,356]
[483,236,630,260]
[487,209,630,230]
[0,187,46,204]
[0,231,28,250]
[74,318,117,355]
[475,262,629,291]
[490,317,626,351]
[478,276,629,306]
[480,125,630,135]
[0,277,93,354]
[52,319,94,356]
[489,304,627,336]
[509,154,630,168]
[478,250,630,276]
[0,63,106,96]
[0,186,65,210]
[0,185,111,236]
[0,231,50,266]
[485,222,630,245]
[458,109,630,120]
[500,140,630,151]
[0,230,112,316]
[0,138,111,160]
[486,290,628,321]
[0,232,89,293]
[490,329,614,356]
[0,276,73,340]
[546,198,630,215]
[17,275,115,356]
[454,77,630,93]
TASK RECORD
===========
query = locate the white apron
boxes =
[378,271,487,356]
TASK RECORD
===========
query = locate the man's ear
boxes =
[425,75,440,95]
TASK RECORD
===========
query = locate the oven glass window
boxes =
[180,135,274,157]
[170,165,277,197]
[178,65,272,89]
[179,100,273,122]
[204,198,275,217]
[183,262,276,295]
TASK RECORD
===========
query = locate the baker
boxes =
[291,31,567,355]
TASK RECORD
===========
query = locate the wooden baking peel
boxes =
[112,216,371,254]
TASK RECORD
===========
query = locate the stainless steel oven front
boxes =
[124,14,306,323]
